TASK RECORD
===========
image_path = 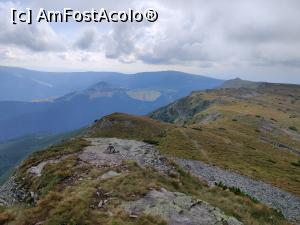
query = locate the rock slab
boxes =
[122,189,243,225]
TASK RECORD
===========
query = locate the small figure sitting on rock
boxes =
[105,143,119,154]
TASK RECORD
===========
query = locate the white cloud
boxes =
[0,1,65,52]
[0,0,300,83]
[74,28,100,51]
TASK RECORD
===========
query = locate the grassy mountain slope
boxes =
[0,82,299,225]
[85,83,300,197]
[150,83,300,196]
[0,114,289,225]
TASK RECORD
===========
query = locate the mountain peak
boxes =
[232,77,243,81]
[220,78,260,89]
[84,81,126,96]
[89,81,114,90]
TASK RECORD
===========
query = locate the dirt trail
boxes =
[179,129,210,162]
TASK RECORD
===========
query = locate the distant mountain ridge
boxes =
[0,66,123,102]
[0,66,223,102]
[0,68,223,141]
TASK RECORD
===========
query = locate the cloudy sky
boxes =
[0,0,300,83]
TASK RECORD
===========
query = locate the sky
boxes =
[0,0,300,83]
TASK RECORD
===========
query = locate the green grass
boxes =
[13,138,89,198]
[87,112,300,197]
[291,160,300,167]
[0,147,290,225]
[142,139,160,145]
[215,181,260,204]
[1,83,299,224]
[87,113,169,141]
[147,84,300,197]
[0,129,82,185]
[289,126,298,132]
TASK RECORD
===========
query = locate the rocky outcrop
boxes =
[0,177,27,206]
[27,155,73,177]
[79,138,175,175]
[149,94,214,124]
[100,170,120,180]
[176,158,300,224]
[122,188,243,225]
[198,111,221,124]
[1,137,294,224]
